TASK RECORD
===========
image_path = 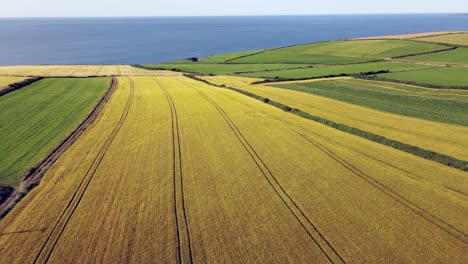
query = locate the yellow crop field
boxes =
[201,75,468,161]
[0,75,466,263]
[415,33,468,46]
[356,31,468,40]
[0,76,27,91]
[0,65,180,77]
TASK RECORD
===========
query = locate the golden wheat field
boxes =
[0,65,180,77]
[415,33,468,46]
[0,76,466,263]
[0,76,27,91]
[200,75,468,161]
[356,31,468,40]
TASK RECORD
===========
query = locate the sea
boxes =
[0,14,467,66]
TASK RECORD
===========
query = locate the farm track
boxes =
[155,78,193,264]
[194,81,468,243]
[180,78,346,264]
[0,77,117,219]
[33,78,135,263]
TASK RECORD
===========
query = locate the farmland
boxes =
[356,31,468,40]
[415,32,468,46]
[200,50,263,63]
[405,47,468,64]
[242,62,430,79]
[0,76,466,263]
[1,31,468,263]
[146,63,314,75]
[0,65,179,77]
[0,76,27,91]
[273,78,468,126]
[0,78,110,185]
[225,40,447,64]
[376,67,468,87]
[200,75,468,161]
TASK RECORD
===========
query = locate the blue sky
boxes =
[1,0,466,17]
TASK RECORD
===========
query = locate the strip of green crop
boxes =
[371,67,468,89]
[185,74,468,172]
[0,77,110,185]
[273,79,468,126]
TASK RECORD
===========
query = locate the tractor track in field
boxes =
[154,78,193,264]
[196,84,466,194]
[266,115,468,244]
[179,78,346,264]
[206,83,468,242]
[32,77,135,263]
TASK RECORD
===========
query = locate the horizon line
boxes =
[0,12,466,19]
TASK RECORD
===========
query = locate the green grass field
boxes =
[243,62,431,79]
[273,78,468,126]
[226,39,446,64]
[276,40,446,57]
[225,51,372,64]
[200,50,264,63]
[377,67,468,87]
[405,47,468,64]
[144,63,314,75]
[0,78,110,185]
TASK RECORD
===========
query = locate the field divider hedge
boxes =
[391,46,458,59]
[0,77,43,97]
[184,74,468,172]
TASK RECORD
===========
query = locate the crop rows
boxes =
[0,65,180,77]
[1,76,466,263]
[199,75,468,161]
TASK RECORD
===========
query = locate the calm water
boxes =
[0,14,467,66]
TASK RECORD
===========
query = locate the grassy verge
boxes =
[185,74,468,172]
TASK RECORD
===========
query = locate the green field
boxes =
[200,50,264,63]
[0,78,109,185]
[377,67,468,87]
[226,39,446,64]
[273,78,468,126]
[405,47,468,64]
[243,62,431,79]
[225,51,372,64]
[144,63,314,75]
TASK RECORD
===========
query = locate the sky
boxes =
[0,0,466,17]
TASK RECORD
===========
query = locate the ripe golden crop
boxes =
[0,65,180,77]
[202,75,468,161]
[1,76,466,263]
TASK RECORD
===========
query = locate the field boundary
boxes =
[184,74,468,172]
[391,46,458,59]
[0,77,43,97]
[222,50,267,63]
[0,77,118,219]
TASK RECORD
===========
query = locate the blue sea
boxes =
[0,14,467,66]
